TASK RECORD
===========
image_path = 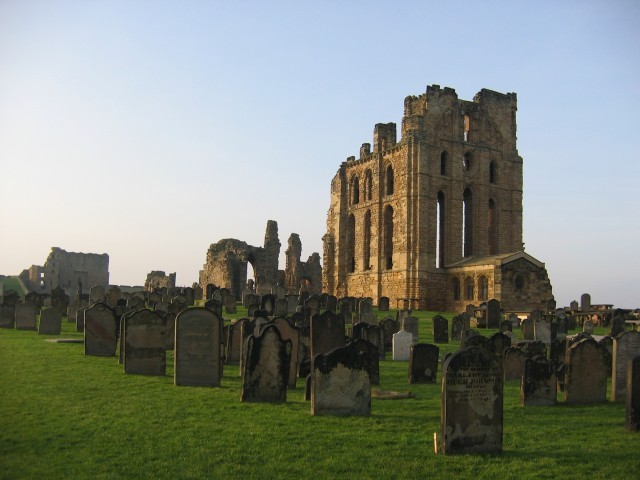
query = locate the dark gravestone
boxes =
[15,303,38,330]
[25,291,45,309]
[225,294,237,314]
[500,320,512,333]
[612,331,640,402]
[409,343,439,384]
[433,315,449,344]
[274,299,288,317]
[464,333,490,351]
[488,332,511,363]
[534,319,551,344]
[127,296,145,311]
[487,299,501,329]
[440,346,503,455]
[238,318,257,375]
[310,311,345,361]
[580,293,591,312]
[204,299,223,318]
[378,296,390,312]
[401,316,419,343]
[260,294,276,316]
[379,317,399,351]
[564,338,610,405]
[226,320,245,365]
[460,329,480,349]
[38,306,62,335]
[270,317,301,388]
[626,355,640,431]
[75,302,89,332]
[503,347,527,381]
[358,298,373,316]
[84,303,117,356]
[241,325,291,403]
[325,295,338,313]
[583,319,594,334]
[50,287,69,316]
[610,315,626,338]
[174,307,222,387]
[451,314,469,342]
[304,295,322,320]
[311,339,372,416]
[247,303,259,318]
[164,312,176,350]
[338,299,352,323]
[352,323,384,361]
[521,319,534,341]
[520,341,547,360]
[521,357,556,406]
[123,309,166,376]
[89,285,105,305]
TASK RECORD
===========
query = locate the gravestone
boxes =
[50,287,69,315]
[379,317,399,351]
[127,296,145,311]
[401,316,419,343]
[521,319,534,340]
[67,300,79,323]
[612,331,640,402]
[24,291,45,309]
[598,336,613,376]
[107,286,121,307]
[487,299,501,328]
[378,296,390,312]
[508,313,520,327]
[274,299,288,316]
[271,317,301,388]
[89,285,105,305]
[610,315,626,338]
[76,304,88,332]
[311,339,371,416]
[0,304,15,328]
[155,301,169,314]
[564,337,610,405]
[439,346,503,455]
[38,306,62,335]
[583,319,594,334]
[465,334,490,351]
[174,307,223,387]
[460,329,480,349]
[310,311,345,361]
[123,309,166,376]
[84,303,117,356]
[225,294,237,314]
[286,295,299,315]
[534,319,551,344]
[352,323,384,361]
[247,303,259,317]
[520,341,547,360]
[392,330,413,361]
[488,332,511,362]
[204,299,223,318]
[503,347,527,381]
[409,343,439,384]
[304,295,322,320]
[580,293,591,312]
[227,319,250,365]
[325,295,337,313]
[241,325,292,403]
[451,313,469,342]
[570,300,579,312]
[182,287,195,306]
[15,303,38,330]
[432,315,449,344]
[500,320,512,333]
[260,294,276,316]
[358,298,373,316]
[164,312,176,350]
[521,357,556,406]
[626,355,640,431]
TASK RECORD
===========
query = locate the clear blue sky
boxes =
[1,1,638,308]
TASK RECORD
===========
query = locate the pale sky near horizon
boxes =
[1,1,638,308]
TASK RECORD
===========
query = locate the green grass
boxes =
[0,310,637,479]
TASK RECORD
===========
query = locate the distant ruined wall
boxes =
[285,234,322,295]
[144,271,176,291]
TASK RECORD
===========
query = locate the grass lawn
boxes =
[0,309,638,479]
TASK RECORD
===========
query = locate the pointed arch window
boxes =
[488,198,497,255]
[464,276,474,301]
[463,188,473,257]
[478,275,488,301]
[436,191,445,268]
[347,214,356,273]
[363,210,371,270]
[384,205,394,270]
[351,176,360,205]
[385,165,394,195]
[489,161,496,184]
[440,151,448,176]
[452,278,460,301]
[364,169,373,201]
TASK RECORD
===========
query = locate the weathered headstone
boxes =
[204,298,223,318]
[107,286,121,307]
[564,337,610,405]
[311,340,371,416]
[89,285,105,305]
[521,319,534,340]
[260,294,276,316]
[534,319,551,344]
[0,304,16,328]
[610,315,626,338]
[626,355,640,431]
[433,315,449,344]
[583,319,594,334]
[521,357,556,406]
[225,319,246,365]
[84,303,117,356]
[241,325,291,403]
[439,346,503,455]
[503,347,527,381]
[401,316,419,343]
[612,331,640,402]
[174,307,223,387]
[487,299,501,329]
[224,294,237,314]
[123,309,166,376]
[409,343,439,384]
[164,312,176,350]
[451,313,469,342]
[500,320,512,333]
[271,317,301,388]
[580,293,591,312]
[488,332,511,362]
[379,317,399,351]
[38,306,62,335]
[15,303,38,330]
[310,311,345,360]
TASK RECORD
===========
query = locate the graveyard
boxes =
[1,301,638,479]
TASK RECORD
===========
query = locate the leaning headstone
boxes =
[271,317,301,388]
[612,331,640,402]
[311,339,371,416]
[564,337,610,405]
[241,325,291,403]
[84,303,117,356]
[534,319,551,345]
[409,343,439,384]
[310,311,345,360]
[521,357,557,406]
[392,330,414,361]
[174,307,223,387]
[521,319,534,340]
[439,346,503,455]
[503,347,527,381]
[38,306,62,335]
[123,309,166,376]
[432,315,449,344]
[15,303,38,330]
[401,316,419,343]
[626,355,640,431]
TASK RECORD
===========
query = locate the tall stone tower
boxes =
[323,85,553,312]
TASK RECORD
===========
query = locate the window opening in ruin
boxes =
[436,191,445,268]
[352,176,360,205]
[463,113,470,142]
[386,165,394,195]
[488,198,497,255]
[478,275,488,301]
[363,210,371,270]
[489,161,496,184]
[440,151,448,175]
[347,214,356,273]
[384,205,394,270]
[515,274,525,291]
[463,152,472,172]
[452,278,460,301]
[462,188,473,257]
[464,276,474,301]
[365,169,373,201]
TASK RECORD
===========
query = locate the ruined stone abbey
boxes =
[322,85,553,312]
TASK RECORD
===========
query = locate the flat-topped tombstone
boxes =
[401,316,419,343]
[508,313,520,327]
[247,303,259,317]
[626,355,640,431]
[107,286,121,307]
[360,311,377,326]
[286,295,299,315]
[487,299,501,329]
[439,346,503,455]
[612,331,640,402]
[0,304,16,328]
[535,319,551,344]
[38,306,62,335]
[310,311,345,360]
[271,317,301,388]
[123,309,166,376]
[174,307,223,387]
[241,325,291,403]
[311,339,371,416]
[84,303,117,356]
[521,319,534,340]
[564,337,610,405]
[392,330,413,361]
[503,347,527,381]
[15,303,38,330]
[274,299,288,316]
[409,343,439,384]
[521,357,556,406]
[352,323,384,361]
[89,285,105,305]
[433,315,449,344]
[378,296,390,312]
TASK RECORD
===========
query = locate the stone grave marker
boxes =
[38,306,62,335]
[612,331,640,402]
[358,298,373,316]
[352,323,384,360]
[569,300,579,311]
[204,298,223,318]
[409,343,439,384]
[174,307,223,387]
[225,294,237,314]
[520,340,547,360]
[530,310,543,322]
[271,317,301,388]
[155,301,169,314]
[305,295,322,320]
[241,325,291,403]
[286,295,299,315]
[598,336,613,376]
[84,303,117,356]
[460,328,480,348]
[378,296,390,312]
[465,334,490,351]
[67,300,79,323]
[123,309,166,376]
[503,347,526,381]
[324,295,337,313]
[107,286,121,307]
[439,346,503,455]
[392,330,413,361]
[488,332,511,362]
[500,320,512,333]
[379,317,399,351]
[397,309,411,323]
[521,357,556,406]
[164,312,176,350]
[274,298,287,317]
[260,294,276,316]
[534,319,551,344]
[508,313,520,327]
[401,316,419,343]
[564,337,610,404]
[15,303,38,330]
[89,285,105,305]
[169,295,187,315]
[127,296,145,311]
[311,339,371,416]
[583,319,594,334]
[310,311,345,361]
[610,315,626,338]
[626,355,640,431]
[580,293,591,312]
[76,304,89,332]
[24,291,44,309]
[487,299,501,328]
[432,315,448,344]
[226,319,248,365]
[451,313,469,342]
[521,319,534,340]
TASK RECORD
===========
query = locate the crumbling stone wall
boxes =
[285,234,322,295]
[144,271,176,292]
[323,84,551,312]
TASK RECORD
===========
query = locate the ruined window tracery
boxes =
[351,176,360,205]
[386,165,394,195]
[463,113,471,142]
